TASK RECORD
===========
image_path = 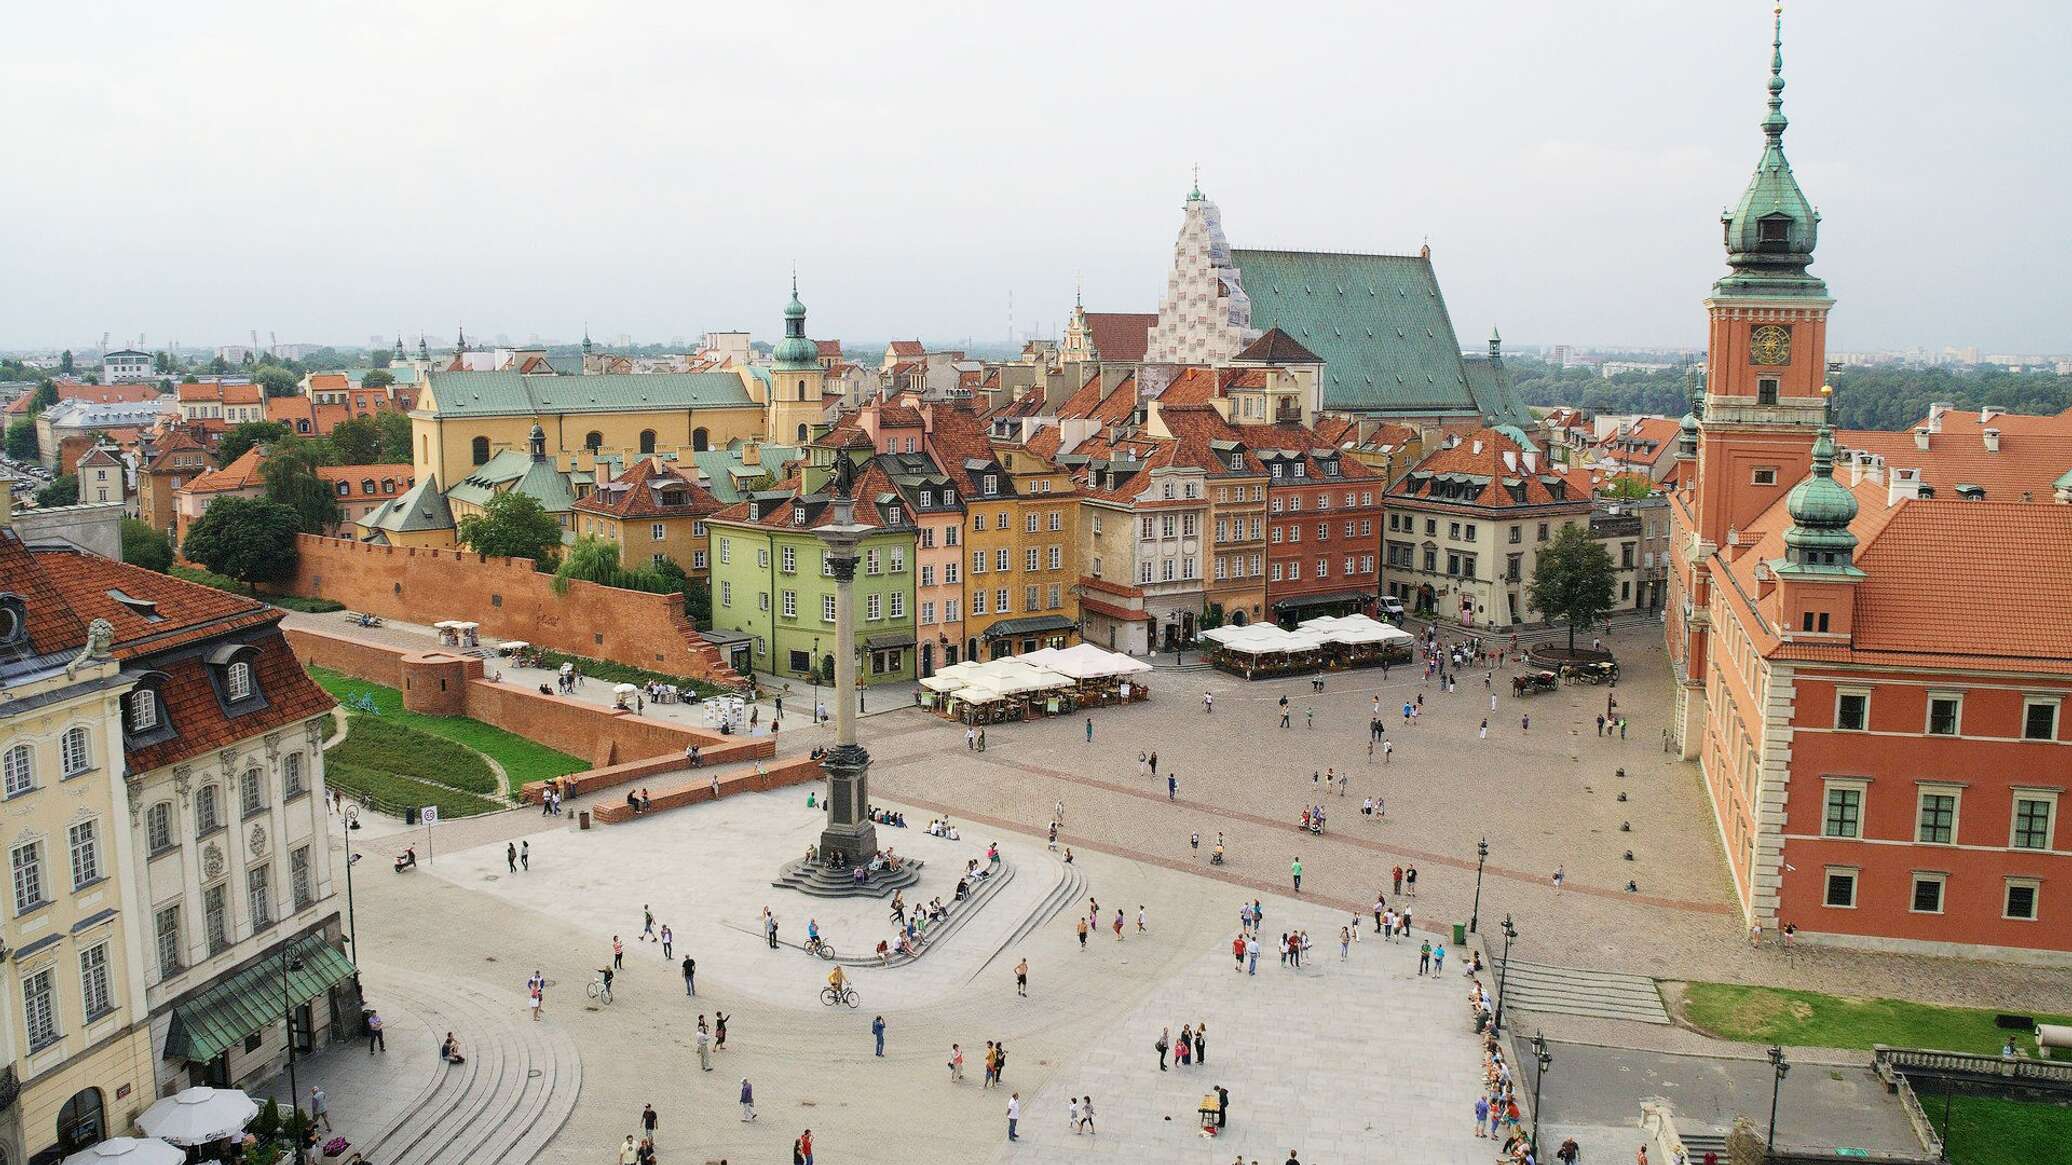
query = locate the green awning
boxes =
[163,933,355,1063]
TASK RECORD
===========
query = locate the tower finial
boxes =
[1764,4,1788,143]
[1075,271,1083,310]
[1190,163,1201,201]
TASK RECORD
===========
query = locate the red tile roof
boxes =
[265,396,352,435]
[1392,427,1572,508]
[886,340,925,357]
[1157,367,1220,407]
[306,373,350,391]
[1835,421,2072,503]
[1234,326,1321,365]
[1594,417,1681,468]
[30,545,280,660]
[181,447,267,494]
[816,340,844,358]
[177,382,263,405]
[1083,312,1157,363]
[0,531,90,657]
[126,637,335,772]
[571,457,721,520]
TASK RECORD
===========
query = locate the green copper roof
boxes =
[772,278,820,371]
[359,473,454,533]
[1232,248,1506,420]
[423,371,755,418]
[1776,426,1864,577]
[1717,8,1826,299]
[447,450,578,513]
[689,445,802,503]
[163,933,355,1063]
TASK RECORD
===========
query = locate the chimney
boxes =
[1980,405,2003,424]
[1927,402,1953,432]
[1888,467,1924,506]
[1983,427,2001,453]
[742,442,761,467]
[1848,451,1865,486]
[1914,428,1930,451]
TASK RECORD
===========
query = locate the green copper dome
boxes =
[772,277,820,371]
[1717,8,1825,298]
[1778,427,1862,573]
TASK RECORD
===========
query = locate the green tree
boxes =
[34,475,77,507]
[4,419,36,461]
[369,348,393,370]
[181,372,199,384]
[153,351,174,374]
[361,368,395,389]
[455,492,563,564]
[120,518,174,571]
[555,535,625,587]
[182,497,302,590]
[261,441,343,533]
[208,355,232,375]
[59,350,73,373]
[374,410,412,463]
[681,578,712,624]
[254,366,300,398]
[217,420,290,466]
[1527,523,1617,653]
[328,414,384,465]
[1599,473,1654,500]
[29,381,58,413]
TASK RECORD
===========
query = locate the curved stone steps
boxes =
[969,857,1085,982]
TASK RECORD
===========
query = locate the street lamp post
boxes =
[1766,1044,1791,1152]
[1470,837,1489,934]
[282,940,302,1161]
[1530,1030,1553,1151]
[811,635,821,725]
[1492,914,1519,1033]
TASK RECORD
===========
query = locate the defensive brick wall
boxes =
[284,534,743,687]
[590,756,822,823]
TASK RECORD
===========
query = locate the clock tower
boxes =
[1693,4,1833,553]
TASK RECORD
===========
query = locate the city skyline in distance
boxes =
[3,1,2067,355]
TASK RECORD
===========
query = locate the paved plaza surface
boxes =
[302,615,2072,1161]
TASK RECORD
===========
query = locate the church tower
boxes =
[1692,4,1835,550]
[1142,175,1257,364]
[767,278,826,445]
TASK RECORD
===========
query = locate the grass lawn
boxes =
[169,566,344,613]
[1678,982,2072,1055]
[327,715,499,795]
[309,667,587,789]
[1925,1094,2072,1165]
[325,760,502,819]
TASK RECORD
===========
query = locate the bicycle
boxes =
[804,936,837,961]
[819,984,859,1008]
[586,972,614,1005]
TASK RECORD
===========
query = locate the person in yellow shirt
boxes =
[828,965,847,993]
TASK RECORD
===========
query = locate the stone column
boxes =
[816,501,878,866]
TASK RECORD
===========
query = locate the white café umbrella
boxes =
[62,1138,186,1165]
[137,1086,260,1145]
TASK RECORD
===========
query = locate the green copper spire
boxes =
[1717,4,1825,298]
[773,274,819,370]
[1775,425,1864,577]
[1188,163,1203,202]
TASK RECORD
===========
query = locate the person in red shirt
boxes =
[799,1128,814,1165]
[1232,933,1246,971]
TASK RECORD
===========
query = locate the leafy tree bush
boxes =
[34,475,77,507]
[1527,523,1616,652]
[261,439,343,533]
[120,518,174,571]
[218,420,290,466]
[182,497,302,589]
[4,418,37,461]
[455,492,563,564]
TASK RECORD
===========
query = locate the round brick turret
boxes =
[400,651,482,716]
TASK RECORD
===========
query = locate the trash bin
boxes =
[403,806,418,825]
[1452,923,1466,946]
[579,810,591,830]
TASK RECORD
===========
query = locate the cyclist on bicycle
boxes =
[806,918,821,949]
[598,967,614,994]
[827,965,847,994]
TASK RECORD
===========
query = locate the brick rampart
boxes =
[286,627,410,687]
[590,756,823,823]
[285,534,743,687]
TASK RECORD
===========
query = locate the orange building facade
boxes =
[1667,14,2072,960]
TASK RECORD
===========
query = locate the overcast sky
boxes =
[6,1,2066,355]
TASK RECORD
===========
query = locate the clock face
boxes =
[1749,324,1792,367]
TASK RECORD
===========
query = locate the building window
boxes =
[155,904,182,977]
[247,863,273,931]
[1757,377,1779,406]
[1048,584,1062,608]
[204,882,229,954]
[780,546,797,574]
[68,820,100,889]
[995,549,1010,572]
[129,689,159,732]
[866,594,882,621]
[780,590,797,619]
[889,592,905,619]
[1909,873,1946,915]
[1537,522,1549,541]
[890,547,906,572]
[12,841,45,914]
[639,430,657,454]
[651,522,666,541]
[147,802,174,854]
[80,942,114,1018]
[1835,690,1869,731]
[471,436,491,465]
[720,580,732,607]
[970,591,986,616]
[2005,879,2040,921]
[1926,693,1961,736]
[4,744,34,797]
[757,592,769,612]
[1025,548,1039,572]
[995,588,1010,613]
[292,845,314,909]
[23,968,58,1050]
[1822,867,1858,909]
[866,549,882,575]
[1752,467,1778,486]
[283,753,305,798]
[919,601,935,625]
[60,727,91,776]
[240,769,267,818]
[196,785,221,835]
[1821,783,1863,839]
[718,537,731,564]
[226,661,253,702]
[822,594,836,623]
[1916,790,1958,845]
[2012,794,2056,850]
[2023,698,2060,741]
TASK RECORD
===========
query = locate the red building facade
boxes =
[1243,424,1383,624]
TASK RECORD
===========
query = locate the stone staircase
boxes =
[354,972,583,1165]
[831,859,1019,967]
[968,857,1086,982]
[770,855,924,898]
[1495,959,1670,1024]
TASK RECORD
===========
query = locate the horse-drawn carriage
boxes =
[1561,660,1620,685]
[1512,670,1560,697]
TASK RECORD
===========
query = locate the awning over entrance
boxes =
[1271,590,1371,612]
[864,633,916,651]
[162,933,355,1064]
[981,615,1076,640]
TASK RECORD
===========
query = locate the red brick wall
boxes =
[591,756,822,822]
[286,627,407,687]
[285,535,743,687]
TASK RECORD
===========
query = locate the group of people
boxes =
[1152,1021,1211,1070]
[1474,1024,1534,1161]
[537,779,567,817]
[624,787,655,815]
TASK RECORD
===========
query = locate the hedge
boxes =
[170,566,345,613]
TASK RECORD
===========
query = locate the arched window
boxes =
[796,423,809,443]
[691,427,709,452]
[639,430,657,454]
[585,431,603,452]
[60,727,90,776]
[471,436,491,465]
[56,1087,106,1154]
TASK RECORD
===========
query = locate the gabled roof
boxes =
[421,370,755,417]
[1392,427,1574,508]
[1595,417,1683,468]
[1156,367,1221,407]
[886,340,925,357]
[447,451,577,513]
[32,544,280,660]
[571,457,721,520]
[1233,326,1321,365]
[0,531,90,667]
[816,339,844,358]
[143,427,212,472]
[177,382,263,405]
[1836,412,2072,503]
[180,447,267,495]
[1230,248,1490,418]
[1083,312,1158,363]
[265,396,352,434]
[359,473,454,534]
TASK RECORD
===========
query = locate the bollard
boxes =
[1622,850,1634,861]
[1617,792,1628,802]
[1620,821,1631,831]
[1616,768,1627,779]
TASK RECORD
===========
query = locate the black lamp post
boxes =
[1530,1030,1553,1151]
[282,940,303,1161]
[1766,1044,1791,1152]
[1493,913,1518,1033]
[811,635,821,723]
[341,821,357,961]
[1470,837,1489,934]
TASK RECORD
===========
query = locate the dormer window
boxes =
[920,490,933,507]
[983,474,999,496]
[1757,214,1792,247]
[792,508,807,527]
[129,690,159,731]
[1292,463,1306,479]
[334,481,350,496]
[206,644,264,711]
[226,661,253,701]
[887,504,902,525]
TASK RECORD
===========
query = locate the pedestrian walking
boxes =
[739,1078,756,1122]
[310,1086,330,1132]
[1434,943,1447,973]
[641,1103,658,1144]
[366,1009,386,1054]
[1384,739,1393,762]
[506,842,517,872]
[520,840,529,870]
[1085,717,1093,742]
[1156,1027,1170,1070]
[1076,914,1089,949]
[1015,957,1028,996]
[1480,718,1488,739]
[682,955,696,996]
[1246,933,1260,974]
[1392,866,1404,896]
[1069,1096,1082,1134]
[966,725,976,750]
[1306,706,1314,729]
[1406,865,1418,895]
[1339,927,1350,959]
[1522,713,1530,732]
[872,1014,886,1056]
[949,1043,965,1082]
[660,924,673,958]
[1190,830,1200,856]
[1112,909,1124,941]
[1137,905,1148,933]
[798,1129,813,1165]
[641,905,656,942]
[696,1025,712,1070]
[1552,865,1565,891]
[1080,1094,1097,1134]
[1007,1092,1021,1141]
[1475,1094,1490,1137]
[714,1010,729,1049]
[1291,856,1303,893]
[1167,774,1177,801]
[1418,939,1432,975]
